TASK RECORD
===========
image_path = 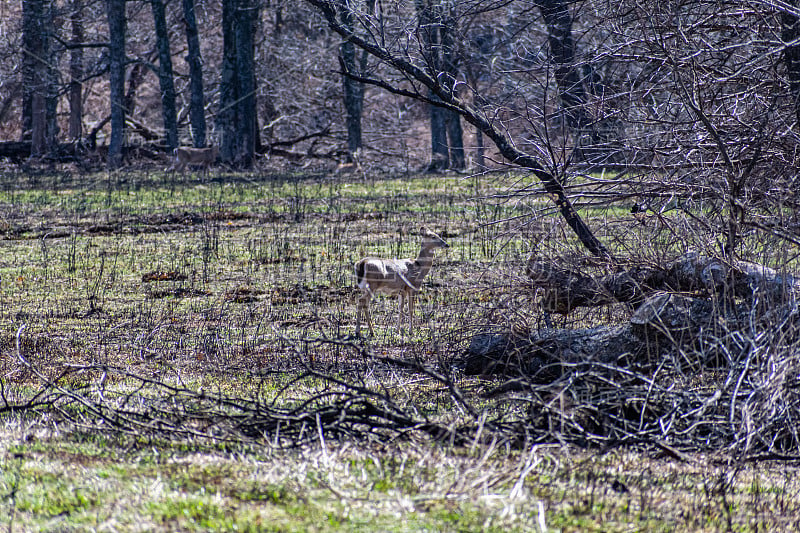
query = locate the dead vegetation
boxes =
[0,169,797,466]
[0,168,800,529]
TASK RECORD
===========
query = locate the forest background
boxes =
[2,0,800,530]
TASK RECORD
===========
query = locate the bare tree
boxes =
[440,3,465,170]
[105,0,126,168]
[151,0,178,150]
[533,0,620,167]
[336,0,370,163]
[593,0,800,259]
[43,0,61,154]
[182,0,207,147]
[306,0,610,257]
[416,0,449,171]
[22,0,48,155]
[415,0,465,171]
[68,0,84,141]
[219,0,257,167]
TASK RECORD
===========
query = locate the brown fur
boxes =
[168,145,219,175]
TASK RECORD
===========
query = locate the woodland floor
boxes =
[1,168,799,531]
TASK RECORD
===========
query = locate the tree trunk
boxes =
[534,0,620,167]
[124,63,145,128]
[219,0,238,163]
[219,0,257,168]
[464,324,640,378]
[467,253,800,378]
[22,0,46,153]
[258,92,278,148]
[43,0,60,155]
[235,0,257,167]
[68,0,84,141]
[535,1,587,129]
[416,0,448,171]
[337,0,364,160]
[783,0,800,127]
[526,252,800,315]
[440,5,464,170]
[182,0,207,147]
[106,0,126,168]
[21,0,39,141]
[30,93,46,157]
[474,127,484,168]
[428,99,449,171]
[445,110,464,169]
[464,64,484,168]
[0,83,21,126]
[151,0,178,150]
[416,0,465,171]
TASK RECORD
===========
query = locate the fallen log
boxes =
[463,294,775,377]
[465,253,800,453]
[0,140,168,166]
[464,324,642,379]
[465,252,800,377]
[526,252,800,314]
[0,141,33,162]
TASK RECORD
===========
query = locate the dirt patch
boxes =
[147,287,211,299]
[142,271,188,282]
[225,285,264,303]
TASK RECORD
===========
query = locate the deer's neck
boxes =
[408,246,437,288]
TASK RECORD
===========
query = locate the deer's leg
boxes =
[365,299,375,335]
[397,293,405,334]
[357,291,374,336]
[356,291,364,335]
[408,293,415,336]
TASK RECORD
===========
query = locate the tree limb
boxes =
[305,0,611,259]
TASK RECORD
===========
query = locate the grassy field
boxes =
[1,168,800,532]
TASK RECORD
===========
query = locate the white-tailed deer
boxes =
[168,145,219,175]
[334,151,362,175]
[355,227,449,336]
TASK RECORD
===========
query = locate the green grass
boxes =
[4,429,800,532]
[0,170,530,372]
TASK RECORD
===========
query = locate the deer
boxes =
[355,227,449,337]
[168,145,219,176]
[334,150,363,176]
